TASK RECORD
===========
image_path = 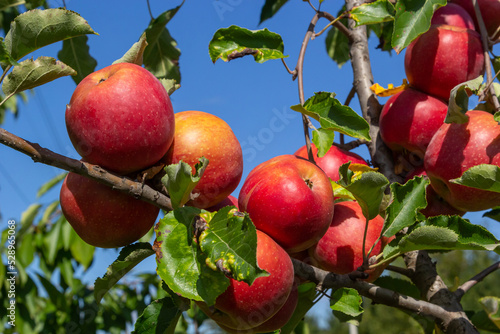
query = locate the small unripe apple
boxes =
[239,155,335,253]
[165,111,243,209]
[431,3,476,29]
[404,25,484,101]
[66,62,175,174]
[60,173,159,248]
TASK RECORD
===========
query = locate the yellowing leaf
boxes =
[370,79,409,97]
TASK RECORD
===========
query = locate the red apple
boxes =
[206,195,239,212]
[238,155,335,253]
[431,3,476,29]
[424,110,500,212]
[379,88,448,157]
[405,167,466,217]
[60,172,159,248]
[309,200,385,281]
[294,144,368,181]
[65,62,175,174]
[450,0,500,38]
[165,111,243,209]
[197,230,294,331]
[404,25,484,101]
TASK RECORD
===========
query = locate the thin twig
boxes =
[386,265,414,278]
[146,0,154,20]
[332,139,368,151]
[0,65,12,84]
[281,58,296,76]
[322,11,352,41]
[314,12,347,38]
[455,261,500,301]
[306,0,318,12]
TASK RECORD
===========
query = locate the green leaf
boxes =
[160,78,180,96]
[0,37,17,66]
[36,273,67,309]
[37,172,66,198]
[134,297,184,334]
[4,8,98,62]
[68,223,95,269]
[154,207,229,305]
[43,215,64,265]
[383,176,428,237]
[280,282,318,334]
[480,297,500,329]
[372,276,420,300]
[209,25,287,64]
[113,32,147,66]
[470,310,500,332]
[325,14,350,68]
[312,128,335,158]
[337,163,389,219]
[2,56,76,96]
[161,157,209,210]
[260,0,289,23]
[17,231,34,267]
[57,35,97,85]
[369,21,395,52]
[349,0,395,26]
[58,256,74,288]
[483,207,500,222]
[291,92,371,141]
[445,75,484,123]
[143,4,182,82]
[94,242,154,304]
[199,206,268,285]
[451,164,500,193]
[392,0,446,53]
[330,288,363,324]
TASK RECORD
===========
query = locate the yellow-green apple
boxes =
[404,25,484,101]
[424,110,500,212]
[405,167,465,217]
[294,144,368,181]
[431,3,476,29]
[379,88,448,157]
[309,200,386,282]
[164,110,243,209]
[65,63,175,174]
[197,230,294,331]
[206,195,239,212]
[238,155,334,253]
[450,0,500,38]
[60,172,159,248]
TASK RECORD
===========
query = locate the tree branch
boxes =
[0,128,173,211]
[455,261,500,301]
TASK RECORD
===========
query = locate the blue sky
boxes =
[1,0,499,324]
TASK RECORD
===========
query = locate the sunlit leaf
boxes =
[451,164,500,193]
[113,32,147,66]
[445,75,484,124]
[330,288,363,324]
[260,0,290,23]
[37,172,66,198]
[312,128,335,158]
[349,0,395,26]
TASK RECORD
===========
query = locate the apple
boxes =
[379,88,448,157]
[404,25,484,101]
[60,172,160,248]
[424,110,500,212]
[197,230,294,331]
[238,154,335,253]
[206,195,239,212]
[164,110,243,209]
[65,62,175,175]
[294,144,368,181]
[450,0,500,38]
[309,200,385,282]
[431,3,476,29]
[405,167,465,217]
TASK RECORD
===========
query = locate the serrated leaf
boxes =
[160,78,180,96]
[312,128,335,158]
[337,163,389,219]
[480,297,500,329]
[4,8,98,62]
[291,92,371,141]
[113,32,147,66]
[445,75,484,123]
[58,35,97,85]
[372,276,420,299]
[325,15,350,68]
[143,5,182,82]
[2,56,76,96]
[451,164,500,193]
[37,172,66,198]
[280,282,318,334]
[154,207,229,305]
[383,176,428,237]
[260,0,289,23]
[392,0,446,53]
[199,206,268,285]
[209,25,287,64]
[162,158,208,210]
[134,297,183,334]
[349,0,395,26]
[94,242,155,304]
[330,288,363,324]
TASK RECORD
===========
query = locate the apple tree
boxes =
[1,0,500,333]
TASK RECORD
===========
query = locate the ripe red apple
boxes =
[431,3,476,29]
[379,88,448,157]
[309,200,385,282]
[404,25,485,101]
[405,167,465,217]
[197,230,294,331]
[60,172,160,248]
[165,111,243,209]
[206,195,239,212]
[450,0,500,38]
[65,62,175,175]
[238,155,335,253]
[294,144,368,181]
[424,110,500,212]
